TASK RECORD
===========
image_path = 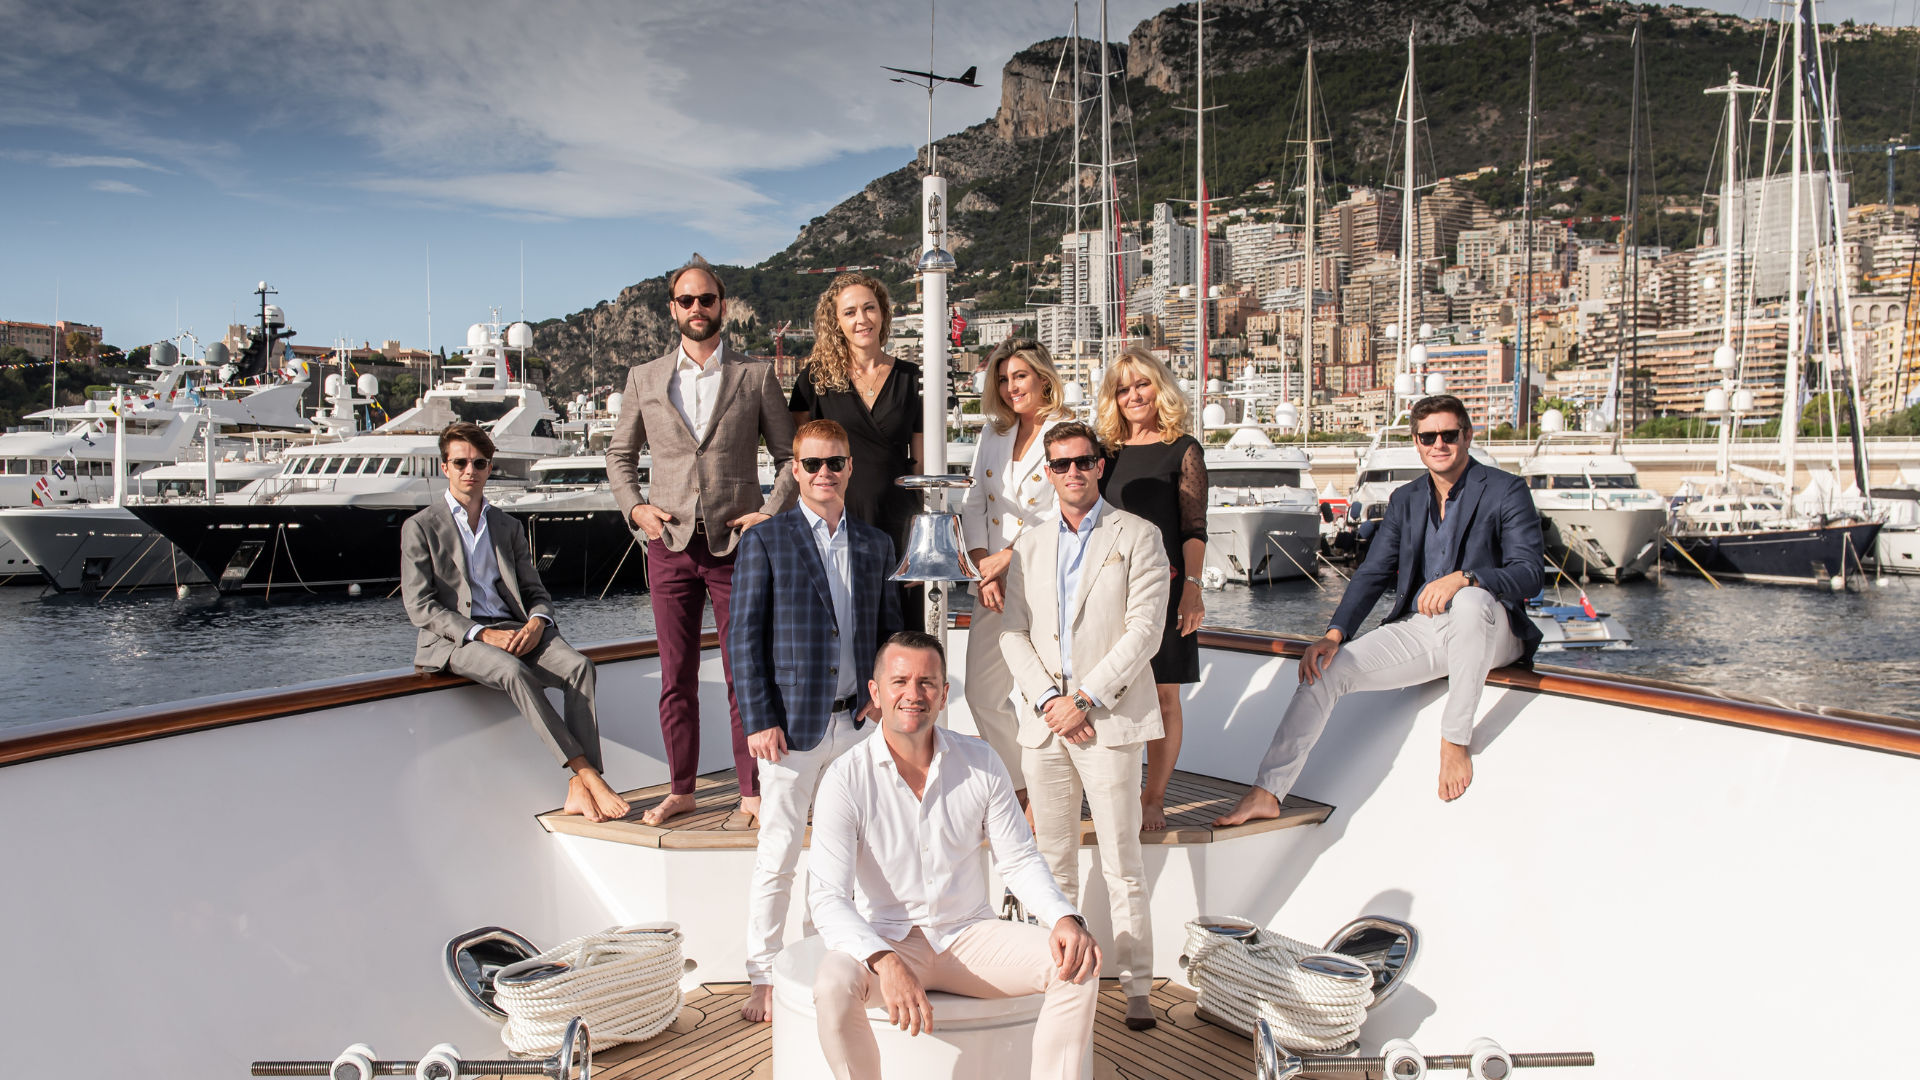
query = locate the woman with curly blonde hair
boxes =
[1093,346,1208,831]
[789,272,924,581]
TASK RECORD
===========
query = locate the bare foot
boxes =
[1213,785,1280,827]
[641,792,700,826]
[740,983,773,1023]
[1438,739,1473,802]
[1140,791,1168,832]
[738,794,762,822]
[562,774,594,818]
[572,768,632,823]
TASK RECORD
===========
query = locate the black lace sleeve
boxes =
[1178,439,1208,545]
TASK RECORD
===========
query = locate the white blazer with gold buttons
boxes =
[960,416,1066,559]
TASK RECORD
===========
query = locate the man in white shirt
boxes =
[727,420,901,1023]
[401,422,625,822]
[809,632,1102,1080]
[999,421,1170,1031]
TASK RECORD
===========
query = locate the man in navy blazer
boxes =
[1218,395,1544,824]
[729,418,902,1023]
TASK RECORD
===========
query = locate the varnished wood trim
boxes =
[0,632,714,770]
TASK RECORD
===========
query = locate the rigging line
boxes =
[95,531,167,603]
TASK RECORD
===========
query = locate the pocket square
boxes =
[1102,552,1125,566]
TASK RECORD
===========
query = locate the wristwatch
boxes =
[1461,569,1480,588]
[1071,690,1095,714]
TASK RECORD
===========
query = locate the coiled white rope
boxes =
[1182,918,1374,1052]
[495,925,686,1055]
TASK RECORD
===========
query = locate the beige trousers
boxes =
[814,923,1098,1080]
[1023,734,1152,997]
[964,603,1026,789]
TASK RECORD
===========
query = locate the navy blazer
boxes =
[728,506,902,752]
[1330,460,1546,664]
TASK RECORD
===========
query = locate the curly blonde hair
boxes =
[1095,346,1190,450]
[805,273,894,392]
[980,337,1071,434]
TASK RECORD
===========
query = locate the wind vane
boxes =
[884,1,980,175]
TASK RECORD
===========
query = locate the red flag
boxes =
[1580,593,1598,619]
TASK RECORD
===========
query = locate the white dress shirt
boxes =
[809,727,1079,963]
[800,500,857,701]
[445,491,548,642]
[668,343,722,444]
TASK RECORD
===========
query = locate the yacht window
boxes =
[491,457,530,481]
[343,457,364,474]
[1361,468,1428,484]
[1209,468,1302,488]
[540,466,609,485]
[29,459,47,475]
[321,457,341,475]
[217,479,249,493]
[381,457,401,474]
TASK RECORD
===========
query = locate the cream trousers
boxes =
[1023,732,1152,998]
[746,714,870,984]
[813,922,1098,1080]
[964,602,1026,789]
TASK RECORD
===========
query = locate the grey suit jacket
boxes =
[605,341,798,557]
[998,504,1170,749]
[401,500,557,672]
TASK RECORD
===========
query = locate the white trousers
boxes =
[1023,733,1152,997]
[1254,586,1524,799]
[746,713,871,984]
[964,603,1026,789]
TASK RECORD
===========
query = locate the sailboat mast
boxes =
[1303,42,1318,437]
[1194,0,1209,415]
[1783,0,1806,505]
[1613,20,1642,436]
[1808,35,1874,510]
[1398,26,1416,386]
[1706,71,1764,482]
[1100,0,1115,362]
[1519,33,1537,431]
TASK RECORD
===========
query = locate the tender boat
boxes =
[1516,431,1667,582]
[4,616,1912,1079]
[1203,427,1321,584]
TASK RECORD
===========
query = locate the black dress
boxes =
[1099,434,1208,684]
[790,360,926,625]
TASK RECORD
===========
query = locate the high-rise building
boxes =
[1726,173,1847,299]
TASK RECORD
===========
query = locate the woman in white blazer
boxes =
[960,338,1073,800]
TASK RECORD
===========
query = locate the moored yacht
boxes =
[128,321,570,593]
[491,455,649,594]
[1201,426,1321,584]
[1664,487,1881,586]
[1517,426,1667,582]
[1337,426,1501,560]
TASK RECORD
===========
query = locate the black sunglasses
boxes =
[1046,454,1101,474]
[798,456,850,474]
[446,456,493,472]
[672,293,719,310]
[1415,428,1464,446]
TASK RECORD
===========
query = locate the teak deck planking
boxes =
[536,767,1334,850]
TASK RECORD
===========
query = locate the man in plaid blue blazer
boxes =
[730,418,902,1022]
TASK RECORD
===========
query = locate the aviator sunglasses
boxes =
[798,456,850,474]
[1046,454,1102,474]
[672,293,720,310]
[1414,428,1464,447]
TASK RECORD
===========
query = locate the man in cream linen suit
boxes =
[998,420,1170,1031]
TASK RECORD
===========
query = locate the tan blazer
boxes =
[605,342,798,556]
[997,502,1170,748]
[401,501,555,672]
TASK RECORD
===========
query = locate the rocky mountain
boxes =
[533,0,1918,395]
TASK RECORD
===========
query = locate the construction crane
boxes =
[796,265,880,275]
[1840,140,1920,209]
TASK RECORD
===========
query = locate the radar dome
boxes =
[1063,381,1085,406]
[1704,388,1729,413]
[1712,345,1736,370]
[204,341,229,366]
[606,392,624,418]
[1206,378,1223,395]
[1394,373,1419,397]
[264,305,285,327]
[324,374,344,397]
[506,322,534,349]
[1408,343,1429,369]
[1424,373,1447,396]
[1540,409,1566,433]
[1272,401,1300,430]
[356,373,381,398]
[466,323,491,347]
[1202,402,1227,428]
[151,341,181,366]
[1733,389,1755,412]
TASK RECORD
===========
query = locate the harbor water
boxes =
[8,571,1917,730]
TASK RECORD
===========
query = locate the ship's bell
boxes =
[889,474,980,583]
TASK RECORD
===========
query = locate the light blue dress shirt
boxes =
[800,500,857,701]
[1038,498,1106,710]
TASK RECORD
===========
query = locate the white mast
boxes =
[1783,0,1806,506]
[1705,71,1766,482]
[1071,4,1084,379]
[1194,0,1210,417]
[1099,0,1116,362]
[1397,26,1417,394]
[1810,28,1873,511]
[1302,42,1318,438]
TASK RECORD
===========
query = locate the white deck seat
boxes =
[770,932,1092,1079]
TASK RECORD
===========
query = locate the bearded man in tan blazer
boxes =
[998,420,1170,1032]
[607,256,798,826]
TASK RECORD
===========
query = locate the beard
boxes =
[677,313,721,342]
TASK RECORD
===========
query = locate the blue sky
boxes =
[0,0,1906,354]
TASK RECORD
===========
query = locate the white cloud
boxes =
[0,0,1166,227]
[88,178,148,195]
[0,149,170,171]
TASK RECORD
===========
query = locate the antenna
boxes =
[882,0,980,176]
[520,240,525,322]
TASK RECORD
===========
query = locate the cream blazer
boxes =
[997,503,1170,749]
[960,417,1064,558]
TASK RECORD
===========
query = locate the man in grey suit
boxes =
[607,255,798,826]
[403,421,628,823]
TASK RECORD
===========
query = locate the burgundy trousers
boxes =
[648,536,757,797]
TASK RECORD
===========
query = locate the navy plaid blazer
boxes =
[728,506,902,752]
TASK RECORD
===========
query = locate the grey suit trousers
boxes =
[447,620,602,773]
[1254,587,1523,799]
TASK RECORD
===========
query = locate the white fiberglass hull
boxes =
[1875,524,1919,574]
[0,504,210,591]
[1534,505,1667,581]
[1205,505,1321,583]
[2,630,1915,1078]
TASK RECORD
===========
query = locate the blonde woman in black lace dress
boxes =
[1094,346,1207,832]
